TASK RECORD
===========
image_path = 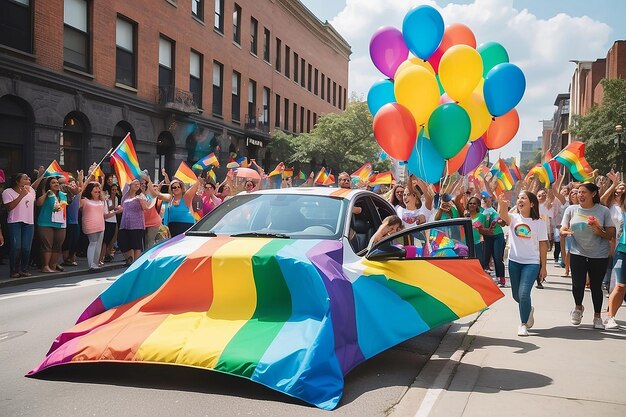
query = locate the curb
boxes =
[0,263,126,288]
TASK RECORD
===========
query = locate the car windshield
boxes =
[188,193,348,239]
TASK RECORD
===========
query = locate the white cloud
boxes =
[330,0,612,160]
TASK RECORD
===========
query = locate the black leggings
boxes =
[570,254,609,313]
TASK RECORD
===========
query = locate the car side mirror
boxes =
[366,243,406,261]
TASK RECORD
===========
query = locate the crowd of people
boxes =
[0,163,624,334]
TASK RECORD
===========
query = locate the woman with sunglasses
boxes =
[202,180,222,215]
[118,178,155,266]
[36,176,68,273]
[389,184,405,209]
[161,178,200,237]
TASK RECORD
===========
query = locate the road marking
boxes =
[0,277,117,301]
[413,348,465,417]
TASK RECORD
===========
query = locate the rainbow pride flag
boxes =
[314,167,333,185]
[368,171,394,186]
[29,235,503,409]
[553,141,594,181]
[493,159,514,191]
[193,152,219,171]
[525,164,551,188]
[351,163,373,182]
[43,160,70,181]
[110,133,142,189]
[509,158,522,182]
[174,161,198,186]
[282,167,294,178]
[298,170,307,181]
[226,161,240,169]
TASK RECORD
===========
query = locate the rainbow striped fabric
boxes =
[314,168,334,185]
[174,161,198,186]
[553,141,594,181]
[351,163,373,182]
[509,158,522,182]
[192,152,219,171]
[493,159,514,192]
[43,160,70,181]
[368,171,394,185]
[110,133,142,189]
[29,235,503,409]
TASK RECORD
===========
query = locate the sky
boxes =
[299,0,626,161]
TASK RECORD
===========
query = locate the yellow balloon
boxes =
[439,45,483,102]
[394,66,440,128]
[394,57,436,79]
[459,91,492,141]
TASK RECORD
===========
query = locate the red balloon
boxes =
[373,103,417,161]
[428,23,477,73]
[447,142,469,173]
[483,108,519,149]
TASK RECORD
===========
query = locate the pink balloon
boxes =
[370,27,409,79]
[439,93,454,105]
[458,136,487,175]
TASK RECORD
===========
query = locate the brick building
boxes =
[0,0,351,179]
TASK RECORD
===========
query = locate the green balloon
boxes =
[478,42,509,78]
[428,103,471,159]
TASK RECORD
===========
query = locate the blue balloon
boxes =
[367,79,396,116]
[402,5,444,60]
[484,63,526,117]
[407,131,445,184]
[379,150,388,161]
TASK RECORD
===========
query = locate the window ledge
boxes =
[212,113,224,119]
[0,44,36,60]
[115,82,138,93]
[165,0,177,8]
[213,28,224,37]
[64,66,94,79]
[232,41,242,49]
[264,59,271,67]
[192,15,205,26]
[250,51,258,58]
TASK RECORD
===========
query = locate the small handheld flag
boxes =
[44,160,70,181]
[174,161,198,186]
[110,133,142,189]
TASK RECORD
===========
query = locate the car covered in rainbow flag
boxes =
[29,187,503,410]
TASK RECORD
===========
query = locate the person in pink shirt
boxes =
[201,180,222,215]
[79,180,108,272]
[2,171,44,278]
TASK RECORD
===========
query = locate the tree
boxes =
[269,99,385,174]
[570,79,626,174]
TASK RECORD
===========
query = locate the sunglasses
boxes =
[171,185,181,190]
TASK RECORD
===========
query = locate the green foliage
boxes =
[269,101,381,174]
[570,79,626,173]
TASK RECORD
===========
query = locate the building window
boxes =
[343,87,347,109]
[275,38,282,71]
[116,16,136,87]
[192,0,203,21]
[284,45,290,78]
[300,106,304,133]
[231,71,241,121]
[307,109,311,132]
[300,58,305,87]
[327,78,331,103]
[158,36,174,89]
[263,27,270,62]
[292,102,297,133]
[314,68,318,95]
[333,81,337,107]
[313,112,317,127]
[64,0,90,72]
[250,17,258,55]
[284,98,289,131]
[247,79,257,125]
[275,94,281,128]
[262,87,270,127]
[214,0,224,32]
[212,60,223,116]
[307,64,312,92]
[0,0,32,53]
[338,85,342,110]
[321,74,325,100]
[190,50,202,108]
[293,52,298,82]
[61,113,85,174]
[233,3,241,44]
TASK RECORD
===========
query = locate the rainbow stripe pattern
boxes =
[351,163,373,182]
[368,171,394,185]
[314,167,334,185]
[174,161,198,186]
[43,160,70,181]
[29,235,503,409]
[110,133,142,189]
[553,141,594,181]
[192,152,220,171]
[509,158,522,182]
[494,159,514,192]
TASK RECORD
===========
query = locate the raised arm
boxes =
[601,170,620,206]
[496,193,511,225]
[183,180,200,209]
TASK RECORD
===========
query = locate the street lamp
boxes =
[616,124,624,174]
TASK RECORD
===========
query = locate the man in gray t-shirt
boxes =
[561,203,614,258]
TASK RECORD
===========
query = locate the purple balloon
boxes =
[458,137,488,175]
[370,27,409,79]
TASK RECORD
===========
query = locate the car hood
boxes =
[29,234,503,410]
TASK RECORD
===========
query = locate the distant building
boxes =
[547,94,569,155]
[520,137,542,169]
[0,0,351,178]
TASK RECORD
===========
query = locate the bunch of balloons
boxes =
[368,5,525,183]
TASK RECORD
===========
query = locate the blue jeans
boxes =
[7,222,34,274]
[484,233,505,278]
[475,241,485,269]
[508,260,540,324]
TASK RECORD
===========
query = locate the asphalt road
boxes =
[0,270,447,417]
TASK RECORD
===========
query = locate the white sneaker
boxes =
[593,317,605,330]
[518,324,529,336]
[526,306,535,329]
[604,317,620,330]
[570,307,584,325]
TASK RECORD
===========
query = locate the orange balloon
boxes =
[483,108,520,149]
[428,23,477,72]
[447,142,470,173]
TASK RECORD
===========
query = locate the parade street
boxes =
[1,260,624,417]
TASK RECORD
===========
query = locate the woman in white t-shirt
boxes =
[498,191,548,337]
[396,182,428,229]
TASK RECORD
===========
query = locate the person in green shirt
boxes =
[464,196,491,270]
[435,193,459,220]
[482,193,507,287]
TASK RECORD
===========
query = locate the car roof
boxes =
[244,187,373,201]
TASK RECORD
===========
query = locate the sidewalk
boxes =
[392,260,626,417]
[0,254,125,288]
